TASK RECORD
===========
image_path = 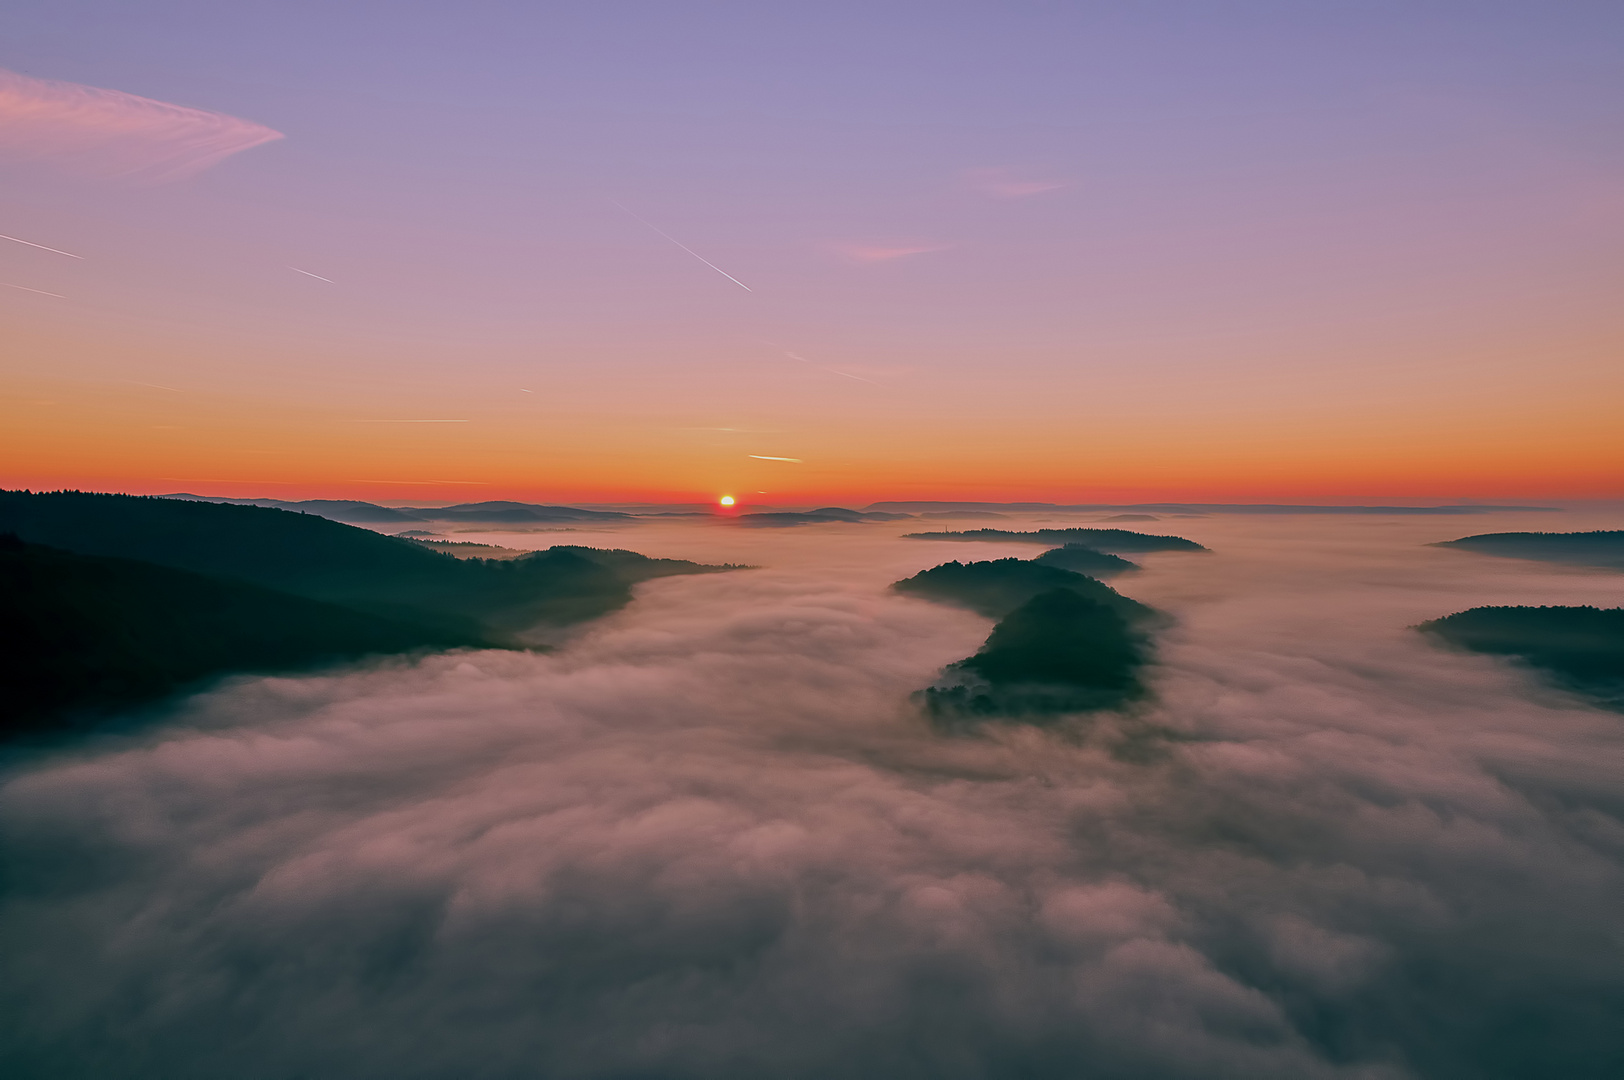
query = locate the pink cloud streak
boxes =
[830,242,952,263]
[965,168,1066,199]
[0,68,283,182]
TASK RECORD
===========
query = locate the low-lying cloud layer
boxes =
[3,517,1623,1078]
[0,68,282,182]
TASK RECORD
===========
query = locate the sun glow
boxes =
[718,495,735,506]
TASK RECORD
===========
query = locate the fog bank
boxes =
[3,513,1624,1079]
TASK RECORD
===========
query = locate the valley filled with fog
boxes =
[4,510,1623,1079]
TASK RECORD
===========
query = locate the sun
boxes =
[718,495,735,506]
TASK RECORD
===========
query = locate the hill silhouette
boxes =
[0,490,728,640]
[1031,544,1139,577]
[0,536,485,737]
[892,558,1154,622]
[922,590,1152,724]
[739,507,912,527]
[1418,606,1624,707]
[1432,531,1624,571]
[165,494,631,524]
[904,527,1206,553]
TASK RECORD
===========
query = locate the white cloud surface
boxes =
[2,515,1623,1078]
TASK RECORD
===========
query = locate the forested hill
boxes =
[1432,531,1624,570]
[0,536,485,737]
[0,490,732,638]
[903,527,1206,553]
[1418,606,1624,707]
[892,558,1154,622]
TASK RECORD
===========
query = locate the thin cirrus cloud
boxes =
[964,167,1066,199]
[0,67,282,182]
[829,242,953,263]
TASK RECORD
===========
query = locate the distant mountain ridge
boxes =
[739,507,912,527]
[163,494,631,525]
[871,501,1559,515]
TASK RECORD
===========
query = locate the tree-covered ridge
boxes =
[922,590,1153,724]
[891,558,1154,622]
[1031,544,1139,577]
[893,558,1160,724]
[0,490,732,641]
[0,536,486,737]
[903,527,1206,553]
[1432,531,1624,570]
[1418,606,1624,707]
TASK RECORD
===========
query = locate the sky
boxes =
[2,1,1622,504]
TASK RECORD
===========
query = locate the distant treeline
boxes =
[1433,531,1624,571]
[905,527,1207,554]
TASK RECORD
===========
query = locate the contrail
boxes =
[352,419,472,424]
[770,343,882,386]
[289,266,334,283]
[612,201,752,292]
[0,233,82,258]
[1,281,66,298]
[748,455,803,463]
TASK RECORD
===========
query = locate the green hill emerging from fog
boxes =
[893,558,1154,622]
[0,536,485,737]
[1432,531,1624,571]
[1418,606,1624,707]
[904,527,1206,554]
[1031,544,1139,577]
[0,490,730,640]
[894,559,1158,724]
[0,491,735,735]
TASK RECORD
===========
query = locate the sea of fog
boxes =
[4,510,1624,1079]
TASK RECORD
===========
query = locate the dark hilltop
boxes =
[1418,606,1624,709]
[904,526,1207,554]
[0,490,735,738]
[893,558,1161,725]
[1432,531,1624,571]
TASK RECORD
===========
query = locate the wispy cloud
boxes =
[0,68,283,182]
[965,167,1066,199]
[830,242,952,263]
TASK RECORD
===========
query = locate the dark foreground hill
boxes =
[904,527,1206,553]
[1418,606,1624,707]
[0,490,729,639]
[892,558,1154,622]
[1432,531,1624,571]
[0,536,485,737]
[894,559,1159,725]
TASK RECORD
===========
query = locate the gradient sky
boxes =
[3,1,1622,503]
